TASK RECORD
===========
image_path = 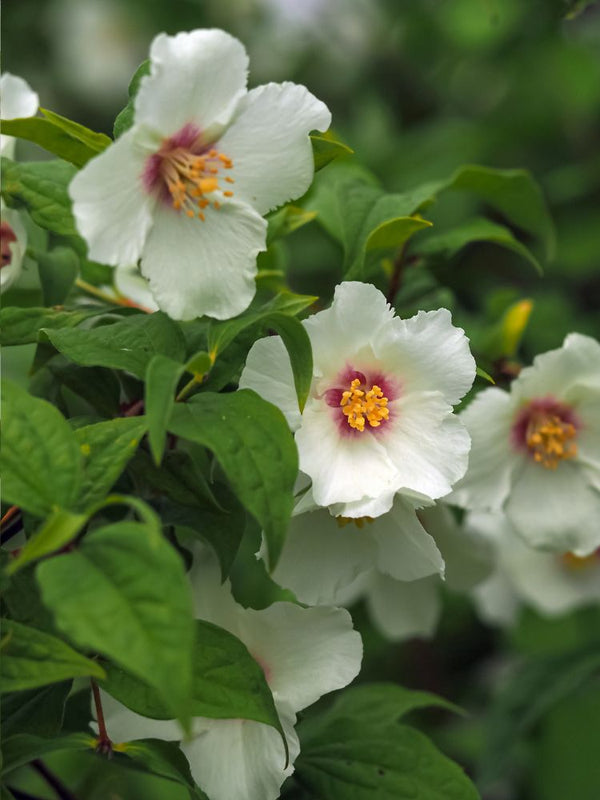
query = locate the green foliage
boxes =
[0,306,104,346]
[168,390,298,568]
[0,619,105,692]
[36,521,195,730]
[115,739,207,800]
[113,59,151,138]
[1,733,94,777]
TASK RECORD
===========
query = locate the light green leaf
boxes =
[37,521,195,730]
[267,205,317,244]
[311,133,354,171]
[145,355,185,465]
[266,291,318,316]
[1,732,94,776]
[0,306,104,346]
[6,508,89,575]
[168,390,298,567]
[0,158,78,236]
[102,618,287,754]
[416,217,542,274]
[45,312,186,378]
[0,619,105,693]
[297,719,480,800]
[36,246,79,305]
[475,366,495,384]
[113,59,150,139]
[40,108,112,155]
[74,417,149,509]
[0,380,82,517]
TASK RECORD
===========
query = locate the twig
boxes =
[1,504,19,529]
[91,679,113,757]
[31,760,80,800]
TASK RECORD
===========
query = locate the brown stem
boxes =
[31,760,80,800]
[91,679,113,756]
[1,504,19,529]
[122,398,145,417]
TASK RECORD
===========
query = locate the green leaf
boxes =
[1,732,94,776]
[266,290,318,316]
[0,158,78,236]
[0,306,103,346]
[479,298,534,361]
[311,133,354,171]
[37,521,195,730]
[475,366,495,384]
[36,246,79,305]
[427,165,555,260]
[416,217,543,274]
[0,380,82,517]
[167,390,298,568]
[40,107,112,155]
[113,59,150,139]
[115,739,206,800]
[0,110,110,168]
[267,205,317,245]
[6,507,89,575]
[102,619,286,752]
[1,682,72,738]
[0,619,105,692]
[45,311,186,378]
[145,355,185,465]
[47,363,122,417]
[209,311,313,411]
[297,719,480,800]
[74,417,148,510]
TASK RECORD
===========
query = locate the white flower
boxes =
[272,502,490,641]
[69,28,331,321]
[468,512,600,625]
[101,546,362,800]
[1,205,27,293]
[240,281,475,519]
[451,333,600,556]
[0,72,39,158]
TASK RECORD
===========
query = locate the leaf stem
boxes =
[31,760,80,800]
[175,375,202,402]
[91,679,113,757]
[0,504,20,529]
[74,278,151,312]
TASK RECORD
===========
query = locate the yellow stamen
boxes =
[526,413,577,469]
[160,146,234,220]
[340,378,389,432]
[336,516,374,529]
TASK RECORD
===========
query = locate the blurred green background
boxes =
[3,1,600,799]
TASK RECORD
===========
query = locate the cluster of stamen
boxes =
[336,516,374,529]
[525,412,577,469]
[160,147,234,220]
[340,378,389,432]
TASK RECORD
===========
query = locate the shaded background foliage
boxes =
[3,1,600,799]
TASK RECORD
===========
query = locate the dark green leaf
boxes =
[1,733,94,776]
[311,133,354,171]
[74,417,148,510]
[0,158,78,236]
[145,355,185,465]
[47,363,121,417]
[416,217,542,274]
[113,60,150,139]
[0,306,103,346]
[37,521,195,730]
[0,619,105,692]
[0,380,82,517]
[267,205,317,244]
[115,739,206,799]
[45,312,186,378]
[168,390,298,567]
[1,682,72,738]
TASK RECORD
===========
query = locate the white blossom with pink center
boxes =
[68,28,331,320]
[100,545,362,800]
[1,204,27,294]
[0,72,39,158]
[240,281,476,521]
[451,333,600,556]
[468,512,600,625]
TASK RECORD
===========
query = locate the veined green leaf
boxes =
[0,619,105,693]
[40,108,112,154]
[0,306,105,346]
[1,732,94,776]
[145,355,186,465]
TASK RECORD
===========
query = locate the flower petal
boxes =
[381,309,476,405]
[271,508,375,604]
[295,399,399,511]
[69,128,156,266]
[506,460,600,556]
[450,387,520,511]
[241,603,362,710]
[383,391,471,501]
[0,73,39,119]
[366,573,441,641]
[183,702,299,800]
[114,264,159,312]
[134,29,249,137]
[217,82,331,215]
[473,572,521,627]
[303,281,394,377]
[98,690,181,741]
[140,200,267,320]
[565,380,600,492]
[239,335,302,431]
[370,498,445,581]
